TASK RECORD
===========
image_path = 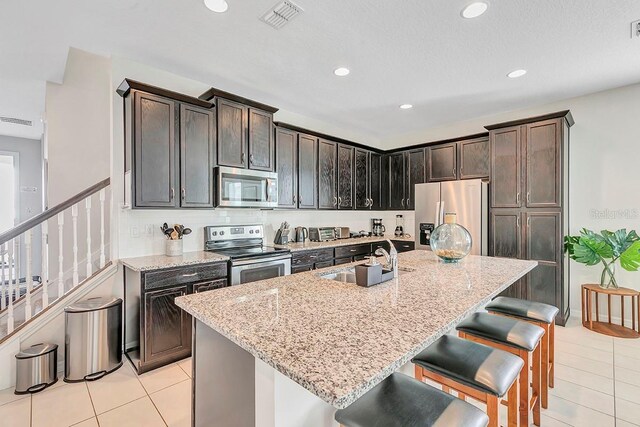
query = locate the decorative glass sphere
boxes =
[431,213,472,263]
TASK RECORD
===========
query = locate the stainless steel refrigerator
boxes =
[414,179,488,255]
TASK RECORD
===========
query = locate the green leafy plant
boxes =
[564,229,640,289]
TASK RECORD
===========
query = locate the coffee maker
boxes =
[371,219,385,236]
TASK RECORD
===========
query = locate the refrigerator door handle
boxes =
[439,201,445,225]
[434,201,441,227]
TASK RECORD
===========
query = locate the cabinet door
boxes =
[525,120,561,208]
[275,127,297,208]
[369,153,382,210]
[180,104,215,208]
[525,211,561,308]
[134,92,177,207]
[490,126,522,208]
[491,210,524,298]
[388,153,405,209]
[427,143,457,182]
[337,144,354,209]
[143,285,190,364]
[318,139,337,209]
[297,133,318,209]
[248,108,274,171]
[459,137,490,179]
[407,149,426,209]
[217,98,247,168]
[354,149,370,209]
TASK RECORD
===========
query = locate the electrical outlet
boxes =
[145,225,154,236]
[632,20,640,38]
[130,226,140,238]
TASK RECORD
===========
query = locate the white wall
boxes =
[384,83,640,319]
[45,48,111,205]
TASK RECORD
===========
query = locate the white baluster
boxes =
[14,235,20,296]
[85,196,92,277]
[41,221,49,308]
[72,204,79,286]
[58,212,65,298]
[24,230,32,320]
[7,239,14,333]
[1,242,6,311]
[99,189,106,268]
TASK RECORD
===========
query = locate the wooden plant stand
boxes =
[582,284,640,339]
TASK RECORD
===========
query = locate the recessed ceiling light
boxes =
[399,104,413,110]
[204,0,228,13]
[461,2,488,19]
[334,67,350,77]
[507,69,527,78]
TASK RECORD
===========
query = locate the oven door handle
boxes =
[232,254,292,267]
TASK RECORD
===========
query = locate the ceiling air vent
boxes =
[0,116,32,126]
[260,0,303,30]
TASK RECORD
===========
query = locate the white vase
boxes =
[165,239,183,257]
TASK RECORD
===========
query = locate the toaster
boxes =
[309,227,336,242]
[335,227,351,239]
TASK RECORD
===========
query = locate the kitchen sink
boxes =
[320,267,413,284]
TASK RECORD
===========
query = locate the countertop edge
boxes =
[176,258,538,409]
[120,252,230,272]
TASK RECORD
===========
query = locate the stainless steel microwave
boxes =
[216,166,278,208]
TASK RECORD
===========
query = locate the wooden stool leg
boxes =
[541,324,549,409]
[532,343,542,427]
[486,394,499,427]
[442,385,451,394]
[518,349,530,427]
[414,364,423,380]
[550,320,555,388]
[457,391,466,400]
[507,379,518,427]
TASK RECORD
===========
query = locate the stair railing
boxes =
[0,178,111,337]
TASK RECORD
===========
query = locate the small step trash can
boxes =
[64,297,123,382]
[15,343,58,394]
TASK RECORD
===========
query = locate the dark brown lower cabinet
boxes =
[392,240,415,253]
[124,262,228,374]
[524,211,562,307]
[143,285,191,365]
[334,257,352,266]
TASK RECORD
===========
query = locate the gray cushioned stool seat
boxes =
[334,373,489,427]
[456,312,544,351]
[486,296,559,324]
[412,335,524,397]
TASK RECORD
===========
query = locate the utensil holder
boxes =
[165,239,183,257]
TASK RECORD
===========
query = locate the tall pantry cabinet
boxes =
[487,111,573,326]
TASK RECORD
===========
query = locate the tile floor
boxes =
[1,317,639,426]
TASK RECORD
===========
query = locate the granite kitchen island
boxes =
[175,250,537,427]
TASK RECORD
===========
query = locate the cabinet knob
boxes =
[241,152,245,164]
[181,188,186,200]
[527,192,530,203]
[170,187,175,200]
[401,198,405,207]
[249,154,254,165]
[516,192,521,204]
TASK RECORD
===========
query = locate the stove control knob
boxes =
[255,229,261,234]
[249,230,254,234]
[219,231,225,236]
[211,231,218,236]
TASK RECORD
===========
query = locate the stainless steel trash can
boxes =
[64,297,123,382]
[15,343,58,394]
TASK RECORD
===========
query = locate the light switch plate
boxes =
[632,20,640,38]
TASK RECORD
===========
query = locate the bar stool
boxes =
[456,312,545,427]
[412,335,524,427]
[335,373,489,427]
[486,296,559,409]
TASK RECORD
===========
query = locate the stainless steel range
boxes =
[204,225,291,285]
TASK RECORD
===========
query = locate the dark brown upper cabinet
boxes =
[458,136,490,180]
[216,98,247,168]
[337,144,354,209]
[133,92,178,208]
[369,153,382,210]
[388,152,405,210]
[406,149,426,210]
[179,104,215,208]
[525,120,561,208]
[248,108,274,171]
[297,133,318,209]
[318,139,337,209]
[354,148,369,210]
[490,126,522,208]
[427,142,457,182]
[275,127,297,209]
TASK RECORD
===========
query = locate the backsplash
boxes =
[118,208,415,258]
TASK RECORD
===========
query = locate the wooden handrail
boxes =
[0,178,110,246]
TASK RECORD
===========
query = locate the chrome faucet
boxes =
[375,240,399,277]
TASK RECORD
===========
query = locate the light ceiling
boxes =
[1,0,640,146]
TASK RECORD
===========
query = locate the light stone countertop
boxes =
[175,250,537,409]
[120,251,229,272]
[274,234,414,252]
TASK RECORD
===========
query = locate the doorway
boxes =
[0,151,19,233]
